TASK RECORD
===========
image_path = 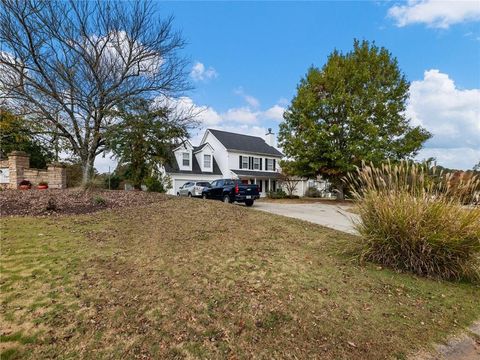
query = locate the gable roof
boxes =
[173,139,193,152]
[208,129,283,157]
[193,143,211,153]
[164,153,222,175]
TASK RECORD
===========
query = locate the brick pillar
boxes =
[8,151,30,189]
[47,163,67,189]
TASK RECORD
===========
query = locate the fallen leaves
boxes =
[0,189,168,216]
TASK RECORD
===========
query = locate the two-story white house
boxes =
[162,128,283,196]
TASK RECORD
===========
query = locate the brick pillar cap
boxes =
[8,151,29,157]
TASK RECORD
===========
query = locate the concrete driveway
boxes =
[253,201,359,234]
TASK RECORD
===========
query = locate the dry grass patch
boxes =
[1,197,479,359]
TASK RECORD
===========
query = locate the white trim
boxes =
[193,142,214,153]
[173,140,193,152]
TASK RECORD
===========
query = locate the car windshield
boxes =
[196,182,210,187]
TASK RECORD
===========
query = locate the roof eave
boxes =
[226,148,283,157]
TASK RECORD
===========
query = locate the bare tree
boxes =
[279,160,302,197]
[0,0,191,185]
[279,172,301,197]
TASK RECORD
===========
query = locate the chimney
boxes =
[265,128,275,147]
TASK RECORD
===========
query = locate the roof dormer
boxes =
[193,142,214,173]
[173,140,193,172]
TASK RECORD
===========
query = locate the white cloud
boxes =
[263,104,285,121]
[407,69,480,169]
[223,107,259,124]
[234,87,260,108]
[416,147,480,170]
[388,0,480,28]
[221,104,285,124]
[190,62,218,82]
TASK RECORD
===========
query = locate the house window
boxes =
[242,156,249,169]
[266,159,274,171]
[204,154,211,168]
[253,157,260,170]
[182,152,190,166]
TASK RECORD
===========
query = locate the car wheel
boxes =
[188,192,192,197]
[177,192,180,196]
[223,195,231,204]
[245,200,254,207]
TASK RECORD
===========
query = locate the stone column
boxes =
[8,151,30,189]
[47,163,67,189]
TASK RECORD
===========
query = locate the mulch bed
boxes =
[0,189,168,216]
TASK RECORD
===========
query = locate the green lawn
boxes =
[1,197,479,359]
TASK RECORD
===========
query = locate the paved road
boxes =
[253,201,359,234]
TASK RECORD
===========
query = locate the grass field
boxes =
[1,197,479,359]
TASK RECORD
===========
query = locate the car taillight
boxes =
[235,184,239,194]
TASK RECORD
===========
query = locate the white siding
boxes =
[194,144,214,173]
[228,151,281,172]
[174,142,193,172]
[201,131,229,176]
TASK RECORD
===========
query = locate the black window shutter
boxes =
[249,156,253,170]
[273,159,276,171]
[239,155,242,169]
[260,158,262,170]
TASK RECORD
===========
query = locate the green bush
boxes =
[267,189,287,199]
[144,176,165,193]
[304,186,321,198]
[104,174,122,190]
[346,161,480,281]
[266,189,299,199]
[93,196,106,206]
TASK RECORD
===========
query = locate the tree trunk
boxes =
[81,155,95,188]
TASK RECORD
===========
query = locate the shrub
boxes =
[144,176,164,193]
[19,179,32,186]
[65,162,83,188]
[104,174,121,190]
[38,181,48,186]
[267,189,287,199]
[305,186,321,198]
[93,196,106,206]
[46,197,57,211]
[346,161,480,281]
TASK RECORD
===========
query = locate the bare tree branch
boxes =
[0,0,191,184]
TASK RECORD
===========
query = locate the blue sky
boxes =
[96,1,480,171]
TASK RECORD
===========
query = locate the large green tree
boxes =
[106,98,192,189]
[278,40,431,199]
[0,108,53,168]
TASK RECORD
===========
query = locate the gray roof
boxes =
[232,170,281,178]
[164,154,222,175]
[193,143,209,153]
[209,129,283,157]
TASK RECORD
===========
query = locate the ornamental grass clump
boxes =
[346,161,480,281]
